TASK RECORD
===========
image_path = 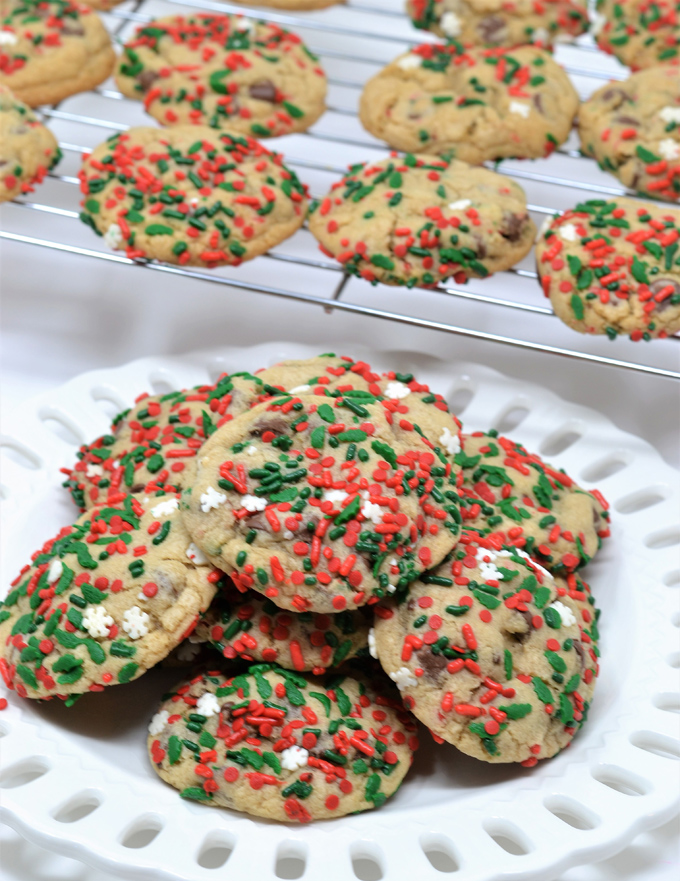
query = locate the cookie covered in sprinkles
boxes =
[594,0,680,70]
[536,197,680,341]
[0,493,220,700]
[181,393,463,613]
[373,533,600,764]
[115,14,327,138]
[0,83,60,202]
[147,664,418,821]
[78,125,308,267]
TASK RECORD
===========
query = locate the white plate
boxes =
[0,342,678,881]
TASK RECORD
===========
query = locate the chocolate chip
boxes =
[136,70,160,92]
[573,639,585,668]
[248,79,277,103]
[477,15,506,44]
[415,647,448,680]
[614,115,640,126]
[130,483,146,493]
[650,278,680,311]
[500,211,528,243]
[473,236,487,259]
[249,416,289,437]
[600,87,631,104]
[532,93,544,114]
[61,24,85,36]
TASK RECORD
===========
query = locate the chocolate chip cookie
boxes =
[0,83,60,201]
[594,0,680,70]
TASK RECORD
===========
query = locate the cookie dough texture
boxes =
[228,0,343,9]
[0,0,115,106]
[536,197,680,340]
[308,156,536,287]
[116,14,327,138]
[195,585,370,671]
[63,372,267,511]
[359,44,578,162]
[374,534,600,764]
[0,493,219,700]
[78,126,309,267]
[147,664,418,822]
[0,83,60,201]
[594,0,680,70]
[181,394,462,613]
[407,0,589,47]
[579,66,680,205]
[458,431,610,570]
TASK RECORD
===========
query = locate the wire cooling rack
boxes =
[1,0,679,380]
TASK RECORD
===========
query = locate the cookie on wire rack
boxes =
[594,0,680,70]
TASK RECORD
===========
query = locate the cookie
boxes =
[181,393,462,614]
[62,371,268,511]
[147,663,418,822]
[116,14,327,138]
[373,533,600,764]
[579,66,680,205]
[78,126,309,267]
[458,431,610,570]
[228,0,343,9]
[257,354,465,484]
[0,493,220,700]
[359,44,578,163]
[536,197,680,341]
[308,155,536,286]
[0,83,60,201]
[194,584,370,672]
[407,0,589,48]
[0,0,115,107]
[594,0,680,70]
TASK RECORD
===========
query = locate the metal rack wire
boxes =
[1,0,679,380]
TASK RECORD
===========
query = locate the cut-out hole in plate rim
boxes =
[543,795,600,831]
[483,821,533,856]
[120,814,164,849]
[0,757,50,790]
[0,439,43,471]
[52,790,103,824]
[420,834,460,874]
[196,831,234,870]
[38,407,85,447]
[591,765,652,797]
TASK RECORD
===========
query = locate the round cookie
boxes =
[308,155,536,287]
[0,493,220,700]
[359,44,579,163]
[62,371,268,511]
[594,0,680,70]
[147,663,418,822]
[194,584,370,672]
[373,533,600,764]
[181,393,462,613]
[0,0,115,107]
[228,0,344,9]
[407,0,589,48]
[78,126,309,267]
[579,66,680,205]
[0,83,60,202]
[536,197,680,341]
[115,14,327,138]
[458,431,610,571]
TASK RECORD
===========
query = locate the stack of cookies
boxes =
[0,354,611,823]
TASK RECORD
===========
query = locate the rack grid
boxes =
[1,0,679,380]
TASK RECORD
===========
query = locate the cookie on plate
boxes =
[308,155,536,286]
[0,0,115,107]
[0,493,220,700]
[407,0,589,48]
[194,584,370,672]
[181,393,462,613]
[373,533,600,764]
[594,0,680,70]
[147,664,418,822]
[579,66,680,205]
[536,197,680,341]
[78,126,309,266]
[115,14,327,138]
[458,431,610,570]
[359,44,579,162]
[0,83,60,201]
[62,372,268,511]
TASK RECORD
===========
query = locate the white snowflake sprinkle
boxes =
[175,641,201,662]
[186,542,208,565]
[368,628,378,659]
[549,601,576,627]
[148,709,170,736]
[196,692,221,718]
[509,101,531,118]
[46,560,63,585]
[558,223,579,242]
[151,497,179,518]
[104,223,123,249]
[235,16,254,32]
[361,495,384,524]
[500,547,552,580]
[658,138,680,160]
[281,745,309,771]
[438,425,461,457]
[0,31,18,46]
[122,606,150,640]
[288,384,311,394]
[246,445,257,456]
[397,53,422,70]
[659,106,680,124]
[389,667,418,690]
[440,11,462,38]
[384,381,411,399]
[200,486,227,513]
[479,556,503,582]
[531,27,550,44]
[82,604,114,639]
[448,199,472,211]
[324,489,349,505]
[242,493,267,512]
[85,463,104,478]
